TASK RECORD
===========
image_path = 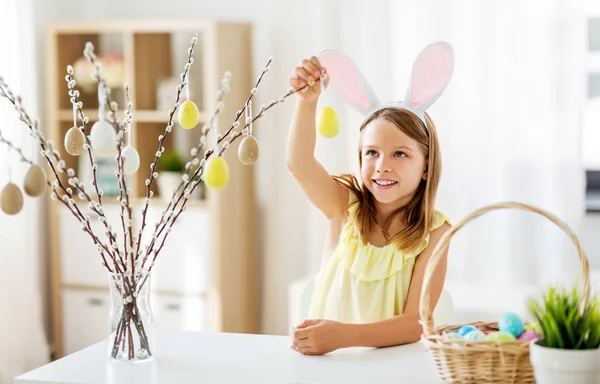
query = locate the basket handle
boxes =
[418,201,590,334]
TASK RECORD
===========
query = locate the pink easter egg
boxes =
[518,330,539,341]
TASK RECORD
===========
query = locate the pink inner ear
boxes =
[320,53,372,112]
[410,45,453,106]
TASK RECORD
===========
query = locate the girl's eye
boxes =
[394,151,406,158]
[366,150,377,156]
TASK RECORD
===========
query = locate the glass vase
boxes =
[107,271,155,362]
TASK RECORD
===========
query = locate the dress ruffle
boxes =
[339,194,450,282]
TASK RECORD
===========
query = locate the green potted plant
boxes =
[527,285,600,384]
[157,149,205,202]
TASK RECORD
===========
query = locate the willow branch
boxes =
[134,34,199,268]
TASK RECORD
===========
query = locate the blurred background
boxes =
[2,0,600,380]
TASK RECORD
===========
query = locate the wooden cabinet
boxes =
[61,289,110,355]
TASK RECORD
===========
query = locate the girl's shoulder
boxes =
[431,209,452,232]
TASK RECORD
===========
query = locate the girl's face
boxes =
[360,118,427,206]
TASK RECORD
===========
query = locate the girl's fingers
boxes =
[303,58,321,79]
[297,346,314,355]
[309,56,322,71]
[290,76,306,90]
[293,338,311,348]
[291,343,315,355]
[294,66,312,82]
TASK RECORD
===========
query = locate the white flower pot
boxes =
[156,172,183,203]
[156,172,203,203]
[530,340,600,384]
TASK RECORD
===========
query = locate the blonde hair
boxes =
[333,108,442,253]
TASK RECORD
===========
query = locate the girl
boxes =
[286,43,455,355]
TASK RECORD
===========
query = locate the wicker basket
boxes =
[418,201,591,384]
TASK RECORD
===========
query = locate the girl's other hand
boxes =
[290,319,348,355]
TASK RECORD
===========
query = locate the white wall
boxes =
[581,213,600,267]
[29,0,600,340]
[31,0,350,336]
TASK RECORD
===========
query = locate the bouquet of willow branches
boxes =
[0,34,321,361]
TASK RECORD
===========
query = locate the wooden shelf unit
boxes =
[45,20,258,359]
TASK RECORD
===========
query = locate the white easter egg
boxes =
[122,146,140,175]
[90,120,117,156]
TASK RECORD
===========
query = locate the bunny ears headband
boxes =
[317,41,455,129]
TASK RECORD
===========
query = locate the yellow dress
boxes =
[308,193,450,324]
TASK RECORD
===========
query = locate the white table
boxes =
[15,330,440,383]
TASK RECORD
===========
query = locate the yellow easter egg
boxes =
[1,183,24,215]
[204,156,229,189]
[178,100,200,129]
[317,106,340,138]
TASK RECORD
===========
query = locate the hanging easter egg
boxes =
[1,183,24,215]
[457,325,478,337]
[204,155,229,189]
[238,135,260,165]
[90,120,117,156]
[317,106,340,138]
[23,165,47,197]
[122,146,140,175]
[64,126,86,156]
[178,100,200,129]
[463,329,486,341]
[498,312,525,338]
[485,331,516,341]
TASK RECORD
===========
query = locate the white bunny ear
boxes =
[318,49,380,115]
[404,42,455,115]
